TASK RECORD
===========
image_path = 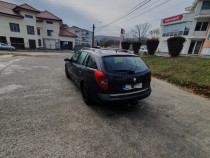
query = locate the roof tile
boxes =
[16,3,40,12]
[59,28,77,38]
[0,1,23,18]
[36,10,62,21]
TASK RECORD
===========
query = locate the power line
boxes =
[102,0,148,25]
[105,0,171,28]
[95,0,190,35]
[98,0,151,28]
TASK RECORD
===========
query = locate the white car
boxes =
[0,43,15,50]
[139,47,148,54]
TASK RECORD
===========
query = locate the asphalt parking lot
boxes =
[0,52,210,158]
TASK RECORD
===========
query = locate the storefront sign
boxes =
[163,14,183,24]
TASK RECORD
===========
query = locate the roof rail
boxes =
[101,48,133,54]
[81,47,103,54]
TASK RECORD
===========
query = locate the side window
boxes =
[77,52,88,65]
[82,54,89,66]
[86,56,97,69]
[71,51,81,63]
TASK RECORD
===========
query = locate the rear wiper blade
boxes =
[113,70,135,74]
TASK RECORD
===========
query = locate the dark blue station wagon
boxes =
[64,49,151,105]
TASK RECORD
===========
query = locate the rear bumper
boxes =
[97,88,151,103]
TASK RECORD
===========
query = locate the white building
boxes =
[158,0,210,55]
[68,26,93,47]
[0,1,77,50]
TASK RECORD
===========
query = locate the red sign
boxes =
[163,14,183,24]
[121,28,125,35]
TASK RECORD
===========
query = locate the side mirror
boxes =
[64,58,71,62]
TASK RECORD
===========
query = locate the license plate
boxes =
[123,84,132,90]
[134,83,142,89]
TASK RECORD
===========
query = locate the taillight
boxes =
[95,71,108,90]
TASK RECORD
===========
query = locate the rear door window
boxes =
[103,56,148,74]
[71,51,81,63]
[77,52,88,65]
[86,56,97,69]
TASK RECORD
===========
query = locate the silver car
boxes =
[0,43,15,50]
[139,46,148,54]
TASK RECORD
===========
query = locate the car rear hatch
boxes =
[102,55,151,94]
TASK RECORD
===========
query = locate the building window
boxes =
[37,28,41,35]
[162,22,191,37]
[195,22,209,31]
[201,1,210,10]
[46,21,53,24]
[27,25,35,35]
[201,22,209,31]
[195,22,202,31]
[38,39,42,46]
[202,48,210,55]
[25,15,33,18]
[47,30,53,36]
[9,23,20,32]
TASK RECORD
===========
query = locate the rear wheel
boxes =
[81,83,92,105]
[65,65,71,79]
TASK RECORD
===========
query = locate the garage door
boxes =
[45,39,56,49]
[10,37,25,49]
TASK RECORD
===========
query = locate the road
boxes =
[0,52,210,158]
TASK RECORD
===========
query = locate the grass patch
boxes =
[0,52,31,57]
[140,55,210,98]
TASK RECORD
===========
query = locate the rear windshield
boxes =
[103,56,148,74]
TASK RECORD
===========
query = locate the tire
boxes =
[81,82,92,105]
[9,48,12,51]
[65,65,71,79]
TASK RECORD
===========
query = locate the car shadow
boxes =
[89,100,149,118]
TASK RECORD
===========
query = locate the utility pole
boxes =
[92,24,95,48]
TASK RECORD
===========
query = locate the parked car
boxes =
[139,46,148,54]
[0,43,15,50]
[64,49,151,105]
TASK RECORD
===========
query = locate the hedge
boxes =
[167,37,186,57]
[132,41,142,54]
[121,41,131,50]
[146,39,159,55]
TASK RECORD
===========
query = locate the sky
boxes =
[5,0,195,37]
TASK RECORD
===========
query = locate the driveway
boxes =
[0,52,210,158]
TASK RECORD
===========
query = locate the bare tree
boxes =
[131,22,152,41]
[149,28,160,39]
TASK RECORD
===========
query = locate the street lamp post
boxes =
[92,24,95,48]
[92,21,101,48]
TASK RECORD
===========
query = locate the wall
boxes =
[59,36,75,48]
[200,25,210,54]
[19,10,38,48]
[0,10,38,49]
[42,20,60,40]
[0,14,25,47]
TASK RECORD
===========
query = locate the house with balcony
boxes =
[158,0,210,55]
[67,26,93,47]
[0,1,77,50]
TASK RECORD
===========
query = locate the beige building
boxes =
[0,1,77,49]
[67,26,93,47]
[159,0,210,55]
